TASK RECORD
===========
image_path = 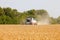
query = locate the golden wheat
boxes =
[0,25,60,40]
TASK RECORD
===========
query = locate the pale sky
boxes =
[0,0,60,18]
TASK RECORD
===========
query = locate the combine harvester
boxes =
[26,17,50,25]
[26,17,37,25]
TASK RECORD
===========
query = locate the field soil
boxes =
[0,25,60,40]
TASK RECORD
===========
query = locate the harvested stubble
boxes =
[0,25,60,40]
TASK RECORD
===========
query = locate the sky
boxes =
[0,0,60,18]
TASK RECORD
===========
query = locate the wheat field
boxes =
[0,25,60,40]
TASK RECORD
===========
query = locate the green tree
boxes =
[57,16,60,24]
[35,9,49,21]
[50,17,57,24]
[26,9,36,18]
[0,7,4,16]
[2,7,21,24]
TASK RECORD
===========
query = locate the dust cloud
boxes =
[36,15,50,25]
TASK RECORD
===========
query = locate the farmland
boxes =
[0,25,60,40]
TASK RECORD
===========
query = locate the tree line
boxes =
[0,7,60,24]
